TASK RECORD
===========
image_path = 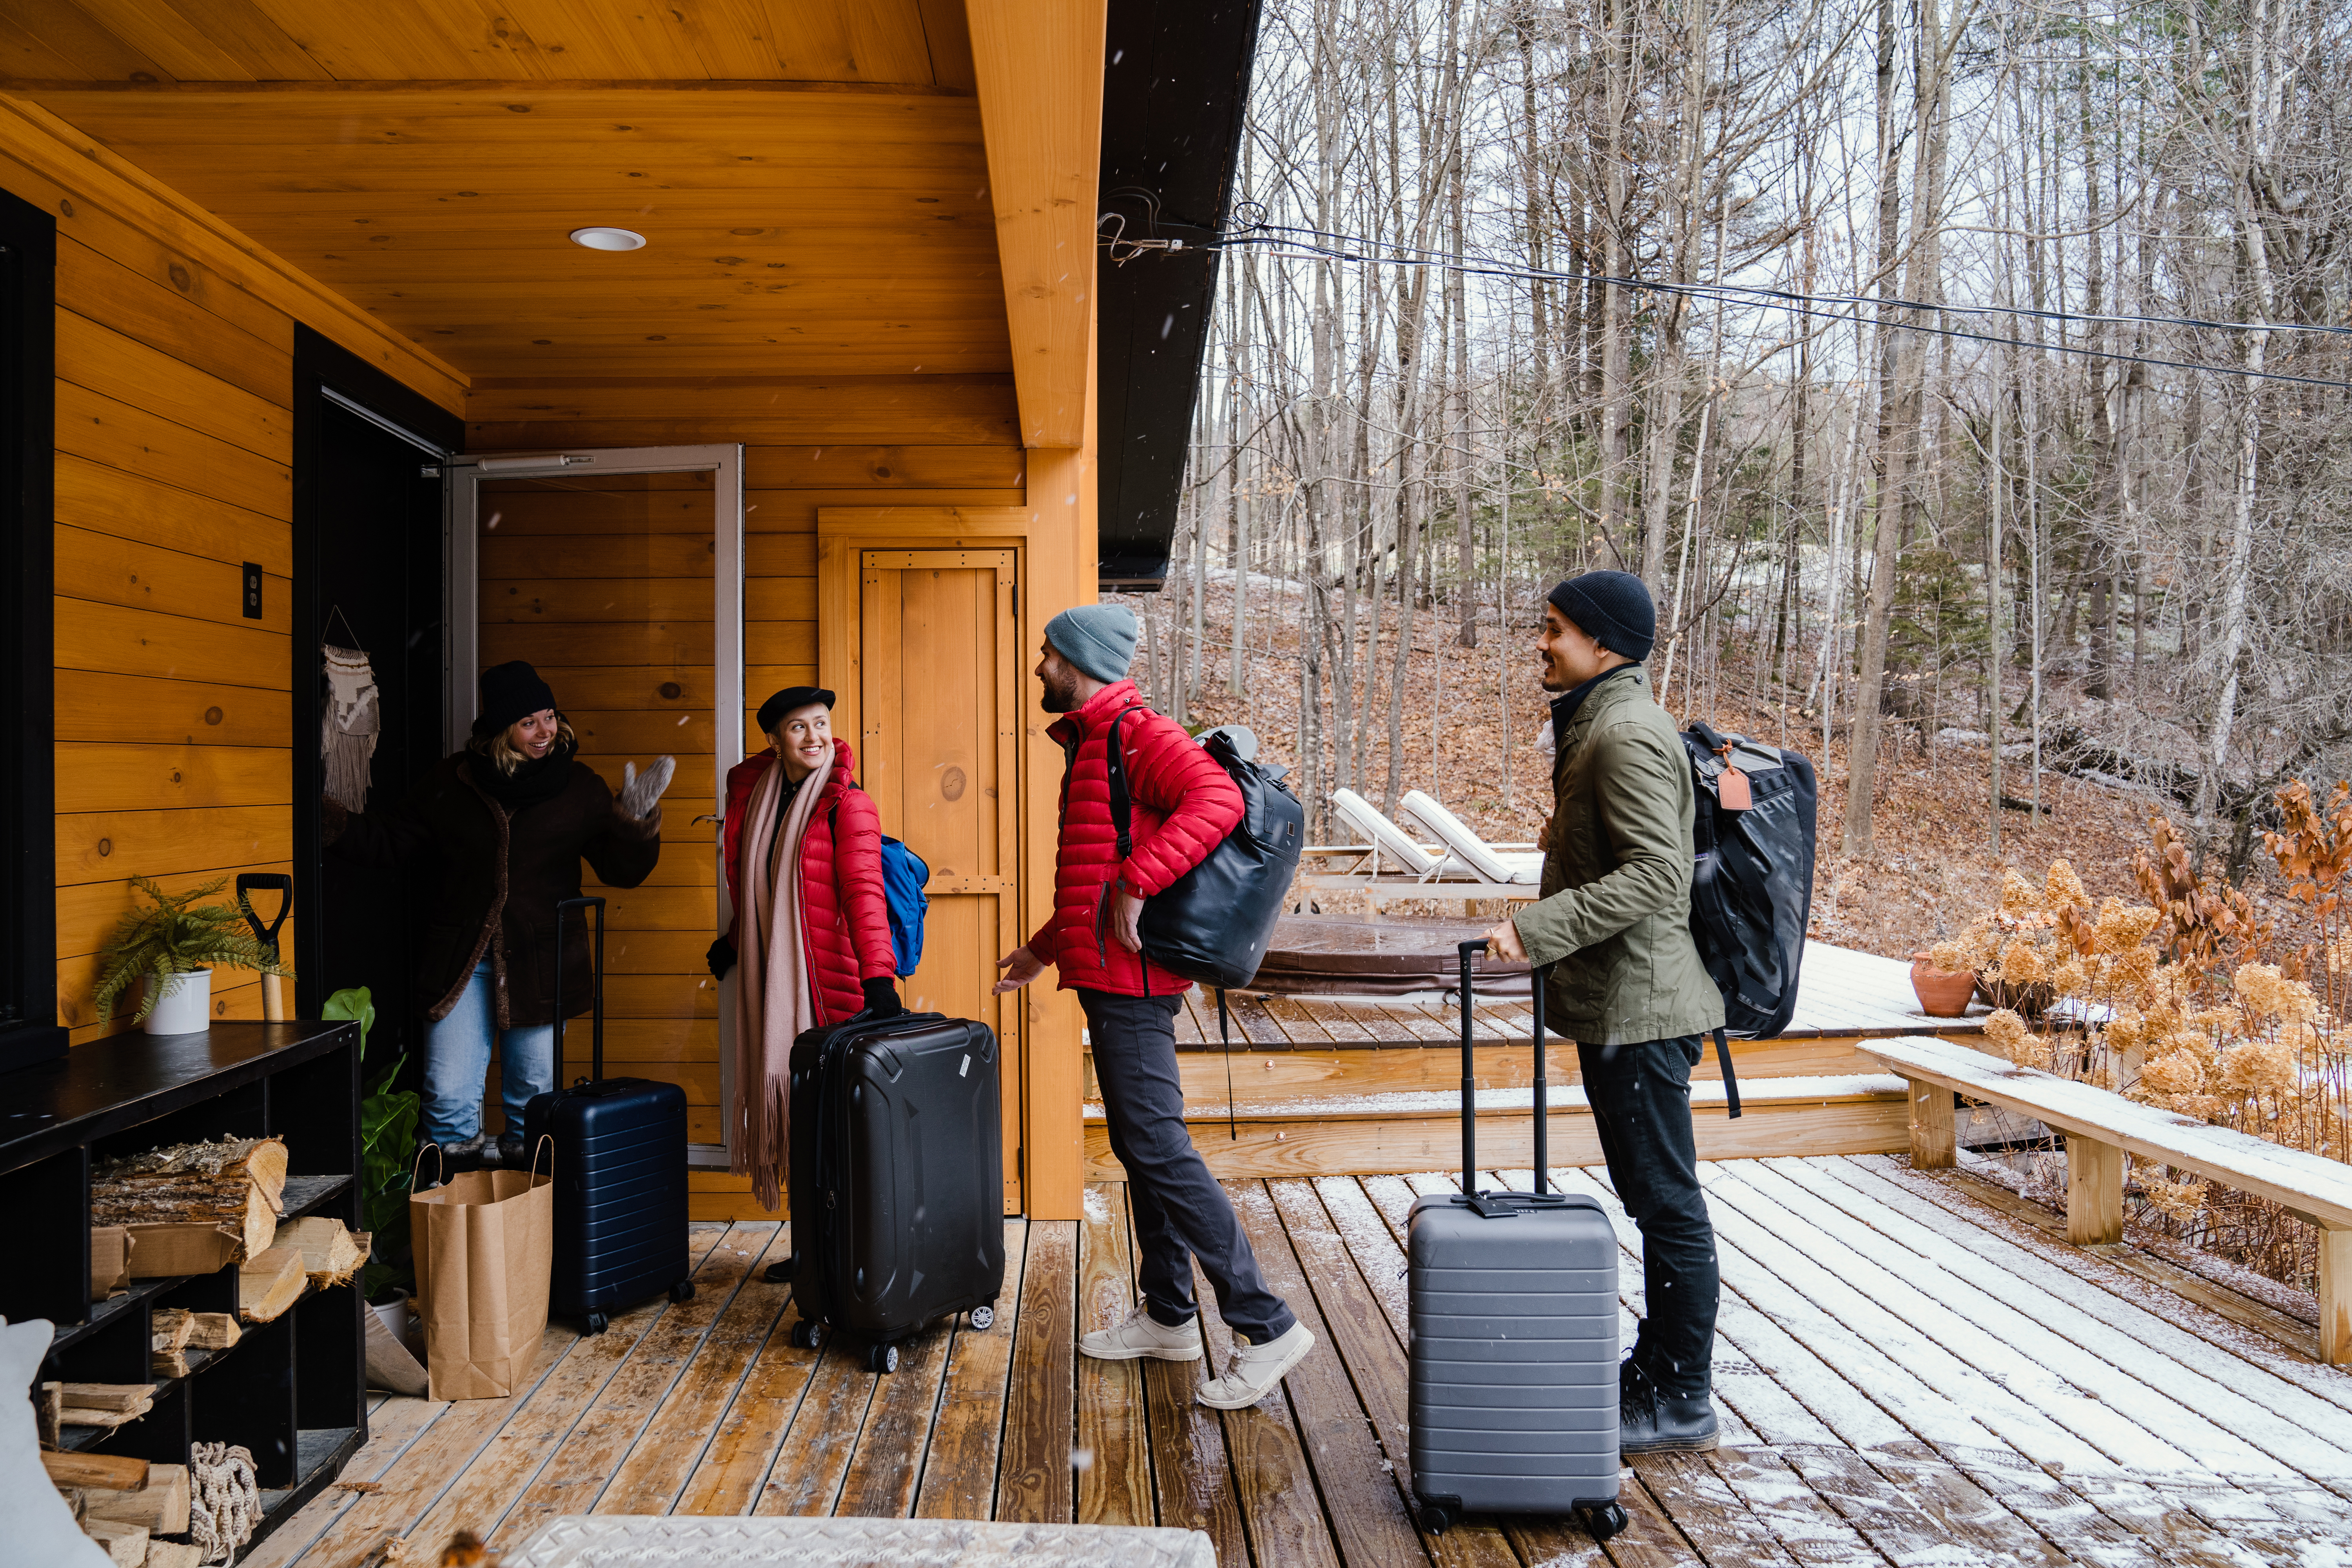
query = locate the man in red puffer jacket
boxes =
[995,604,1314,1410]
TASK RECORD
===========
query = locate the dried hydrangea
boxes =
[2141,1050,2207,1097]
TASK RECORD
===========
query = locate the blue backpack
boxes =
[832,795,929,979]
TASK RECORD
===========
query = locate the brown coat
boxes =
[323,753,661,1026]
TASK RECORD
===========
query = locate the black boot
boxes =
[1619,1358,1719,1454]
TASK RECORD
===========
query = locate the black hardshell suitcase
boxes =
[784,1009,1005,1372]
[1407,941,1626,1541]
[523,895,695,1334]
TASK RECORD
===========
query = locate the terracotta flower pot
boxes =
[1909,955,1977,1018]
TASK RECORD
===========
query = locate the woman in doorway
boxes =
[325,660,673,1167]
[711,686,901,1225]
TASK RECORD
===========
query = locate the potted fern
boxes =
[94,876,292,1034]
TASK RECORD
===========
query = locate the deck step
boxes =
[1091,1032,1898,1106]
[1082,1074,1911,1180]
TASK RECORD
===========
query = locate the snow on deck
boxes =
[1509,1152,2352,1561]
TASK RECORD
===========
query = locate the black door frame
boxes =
[290,327,464,1016]
[0,187,58,1073]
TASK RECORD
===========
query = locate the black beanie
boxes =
[757,685,837,735]
[1548,570,1657,662]
[479,661,557,730]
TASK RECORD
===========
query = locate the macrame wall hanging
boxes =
[322,612,380,813]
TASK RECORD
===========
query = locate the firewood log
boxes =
[146,1545,204,1568]
[40,1451,148,1490]
[58,1383,157,1414]
[92,1137,287,1263]
[83,1463,189,1535]
[238,1244,305,1323]
[279,1216,370,1288]
[58,1399,153,1430]
[185,1312,240,1350]
[152,1307,196,1376]
[36,1381,60,1448]
[81,1517,147,1566]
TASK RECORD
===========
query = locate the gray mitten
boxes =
[619,755,676,820]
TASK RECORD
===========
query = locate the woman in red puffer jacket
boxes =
[710,686,898,1217]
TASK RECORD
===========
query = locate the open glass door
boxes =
[445,446,743,1169]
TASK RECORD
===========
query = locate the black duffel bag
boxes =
[1102,718,1305,989]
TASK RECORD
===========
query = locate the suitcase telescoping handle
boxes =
[1455,940,1553,1203]
[555,895,607,1084]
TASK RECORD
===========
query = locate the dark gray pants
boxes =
[1080,988,1298,1345]
[1577,1034,1720,1397]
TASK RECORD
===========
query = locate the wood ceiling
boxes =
[2,1,1014,385]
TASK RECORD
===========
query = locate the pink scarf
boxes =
[731,745,833,1211]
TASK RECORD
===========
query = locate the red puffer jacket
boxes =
[1026,680,1245,996]
[721,737,897,1025]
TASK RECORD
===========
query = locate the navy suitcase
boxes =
[1407,941,1626,1540]
[523,895,695,1334]
[784,1009,1004,1372]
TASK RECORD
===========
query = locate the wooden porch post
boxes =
[968,0,1106,1222]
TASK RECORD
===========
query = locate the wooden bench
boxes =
[1862,1033,2352,1363]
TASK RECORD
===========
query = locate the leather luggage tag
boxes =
[1717,768,1753,810]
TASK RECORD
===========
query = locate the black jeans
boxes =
[1080,988,1298,1345]
[1575,1033,1719,1397]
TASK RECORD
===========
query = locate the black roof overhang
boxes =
[1094,0,1262,593]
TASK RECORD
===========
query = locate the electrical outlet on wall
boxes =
[243,562,263,619]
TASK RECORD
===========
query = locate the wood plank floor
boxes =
[254,1157,2352,1567]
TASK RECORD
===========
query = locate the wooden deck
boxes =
[1086,942,1976,1180]
[253,1158,2352,1567]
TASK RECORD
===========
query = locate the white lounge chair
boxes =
[1398,790,1545,884]
[1327,788,1466,881]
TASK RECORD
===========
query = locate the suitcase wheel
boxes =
[865,1342,900,1374]
[584,1312,609,1336]
[789,1319,824,1350]
[1416,1501,1454,1535]
[1581,1503,1628,1542]
[968,1304,995,1331]
[669,1280,695,1303]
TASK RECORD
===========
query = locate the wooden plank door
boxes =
[857,550,1024,1213]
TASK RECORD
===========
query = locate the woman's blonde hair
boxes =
[467,715,576,775]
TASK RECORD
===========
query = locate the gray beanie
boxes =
[1044,604,1140,684]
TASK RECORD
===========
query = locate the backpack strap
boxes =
[1102,704,1147,864]
[1714,1027,1741,1119]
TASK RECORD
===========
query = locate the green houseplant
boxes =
[92,876,291,1032]
[325,986,421,1301]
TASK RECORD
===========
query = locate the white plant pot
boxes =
[144,967,213,1034]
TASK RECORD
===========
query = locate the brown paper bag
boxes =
[409,1141,554,1400]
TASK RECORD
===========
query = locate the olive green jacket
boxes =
[1511,664,1726,1045]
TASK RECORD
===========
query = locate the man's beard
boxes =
[1040,670,1082,712]
[1539,654,1570,692]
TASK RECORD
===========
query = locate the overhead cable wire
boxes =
[1192,216,2352,392]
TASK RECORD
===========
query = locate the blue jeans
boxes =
[424,961,555,1142]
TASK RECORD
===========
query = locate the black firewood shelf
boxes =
[1,1022,367,1562]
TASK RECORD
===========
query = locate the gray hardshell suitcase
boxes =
[1407,940,1626,1540]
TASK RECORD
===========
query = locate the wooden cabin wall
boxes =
[0,109,463,1047]
[465,379,1025,1218]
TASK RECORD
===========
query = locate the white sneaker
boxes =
[1196,1322,1314,1408]
[1079,1305,1203,1363]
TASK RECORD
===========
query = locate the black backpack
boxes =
[1102,715,1305,990]
[1679,720,1818,1046]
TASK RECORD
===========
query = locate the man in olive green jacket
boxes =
[1486,569,1725,1454]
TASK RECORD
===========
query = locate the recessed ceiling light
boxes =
[569,226,646,251]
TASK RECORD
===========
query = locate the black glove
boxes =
[707,935,736,979]
[861,976,904,1018]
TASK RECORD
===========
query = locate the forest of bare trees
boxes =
[1126,0,2352,882]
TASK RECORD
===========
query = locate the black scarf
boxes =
[466,731,579,811]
